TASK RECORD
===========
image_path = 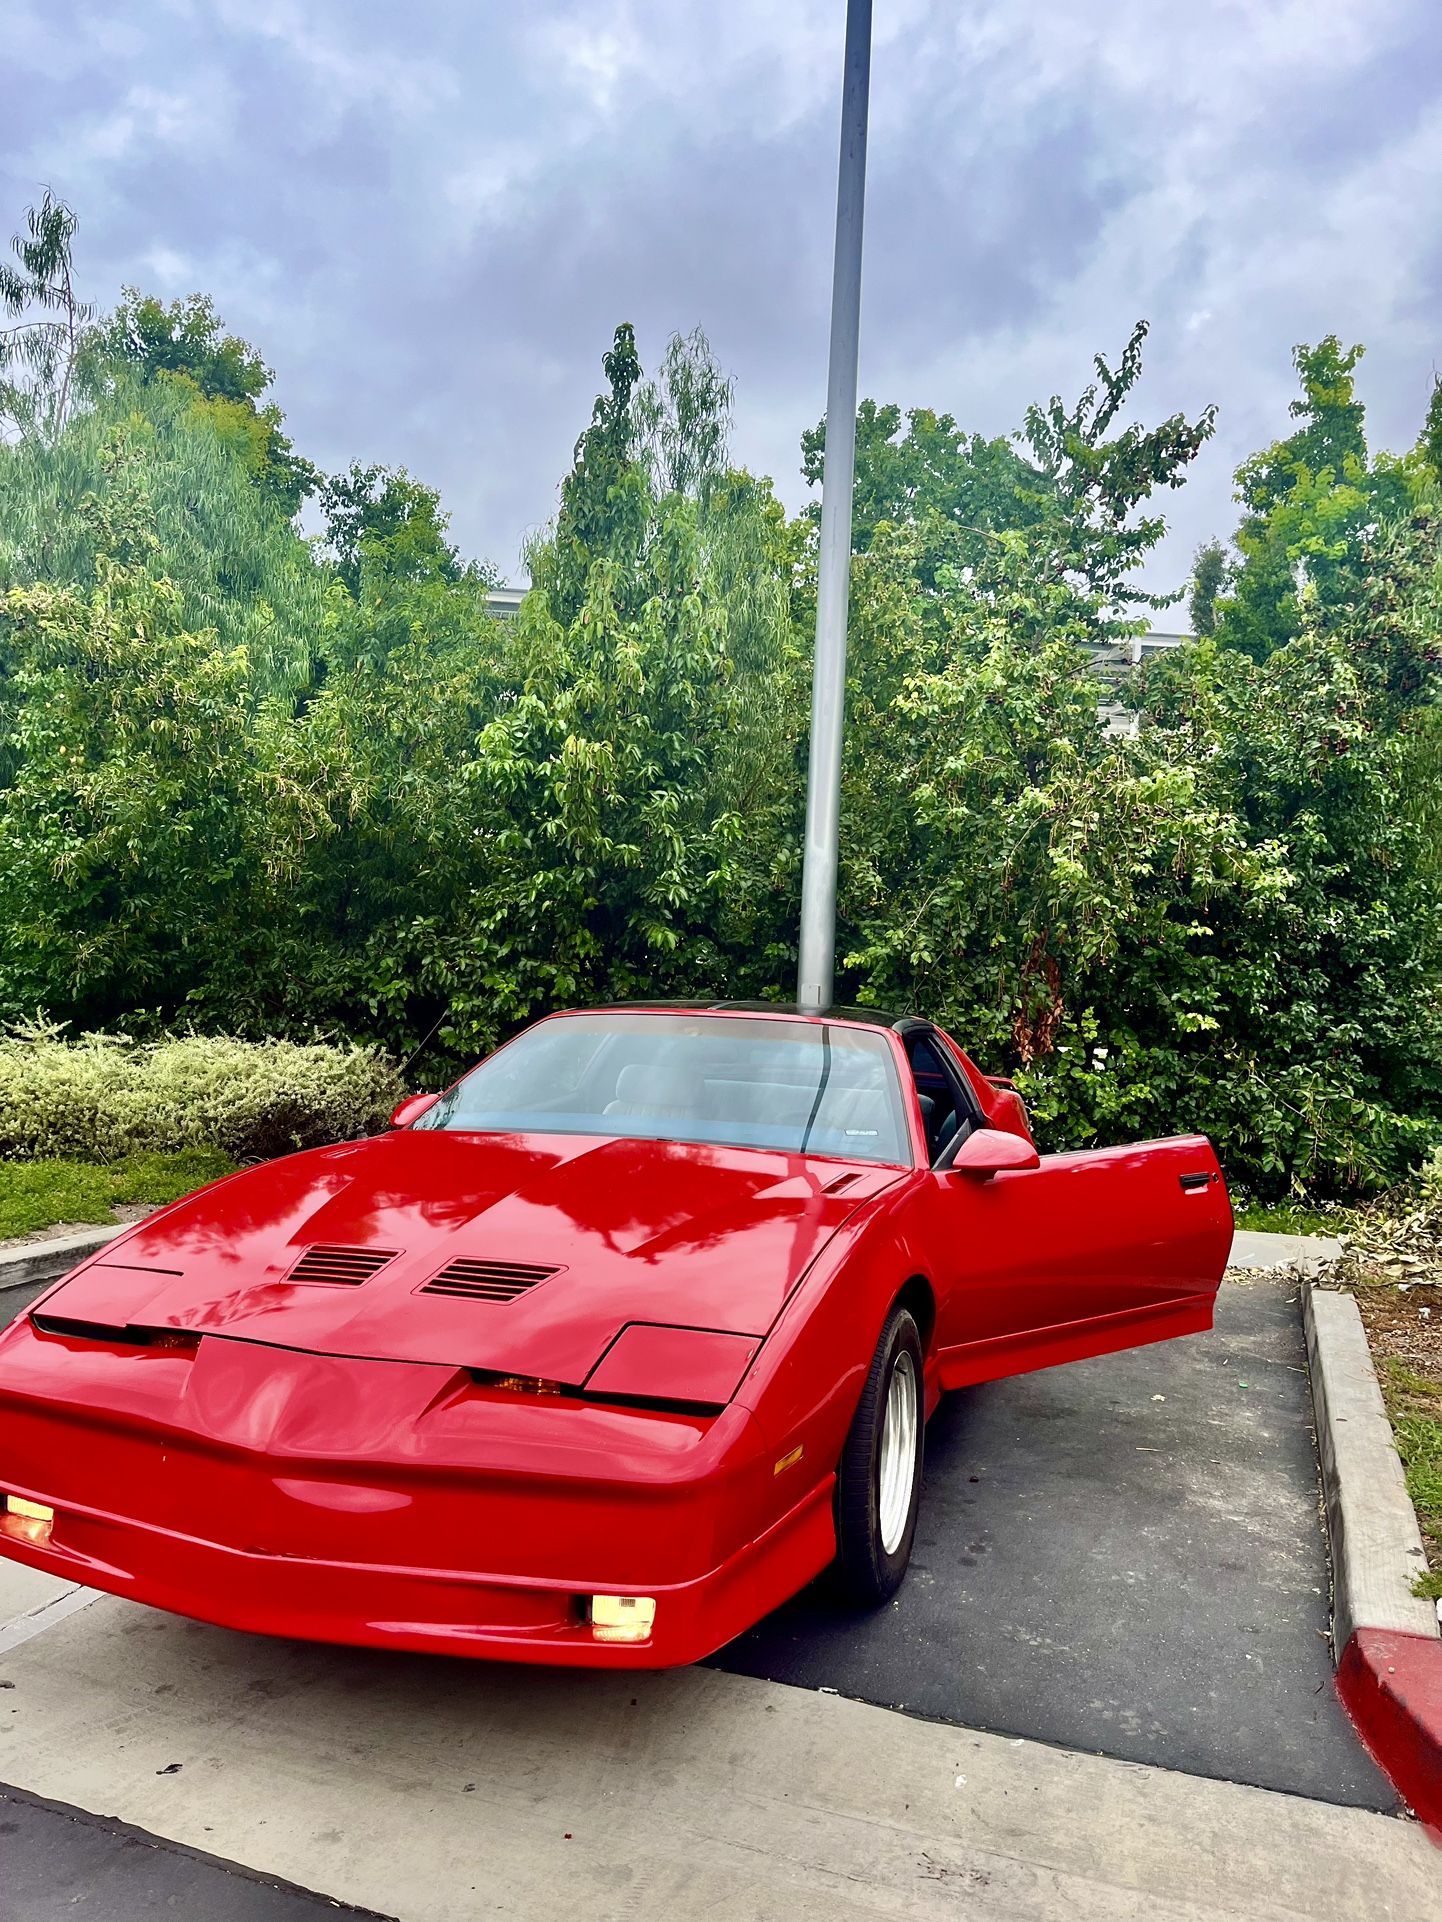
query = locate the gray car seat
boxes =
[603,1063,699,1120]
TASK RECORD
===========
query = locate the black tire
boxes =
[833,1304,925,1606]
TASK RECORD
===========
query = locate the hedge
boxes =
[0,1029,405,1163]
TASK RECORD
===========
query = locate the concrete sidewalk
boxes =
[1,1586,1437,1922]
[1228,1228,1344,1272]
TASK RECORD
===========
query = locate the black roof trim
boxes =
[592,998,913,1031]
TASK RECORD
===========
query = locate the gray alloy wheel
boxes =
[833,1303,925,1605]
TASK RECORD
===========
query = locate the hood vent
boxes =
[287,1244,399,1286]
[421,1259,560,1304]
[824,1171,862,1195]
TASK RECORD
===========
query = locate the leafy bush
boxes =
[0,1028,403,1163]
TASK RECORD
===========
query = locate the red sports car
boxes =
[0,1004,1231,1666]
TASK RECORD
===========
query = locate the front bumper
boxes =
[0,1324,835,1667]
[0,1473,835,1667]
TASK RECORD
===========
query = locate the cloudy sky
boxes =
[5,0,1440,600]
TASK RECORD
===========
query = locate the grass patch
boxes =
[1378,1358,1442,1601]
[0,1149,236,1240]
[105,1147,238,1206]
[1235,1199,1343,1236]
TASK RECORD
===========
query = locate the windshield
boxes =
[414,1013,913,1166]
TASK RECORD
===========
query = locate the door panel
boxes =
[923,1134,1232,1389]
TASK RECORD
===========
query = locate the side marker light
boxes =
[1,1494,54,1547]
[589,1594,657,1643]
[774,1444,804,1476]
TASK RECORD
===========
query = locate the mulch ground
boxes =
[1355,1282,1442,1379]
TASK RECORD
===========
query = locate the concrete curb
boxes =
[1304,1282,1442,1833]
[0,1225,121,1305]
[1304,1287,1435,1650]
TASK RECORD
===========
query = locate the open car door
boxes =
[934,1134,1231,1389]
[898,1027,1232,1391]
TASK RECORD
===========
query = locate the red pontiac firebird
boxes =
[0,1004,1232,1666]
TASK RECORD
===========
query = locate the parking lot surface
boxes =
[1,1785,387,1922]
[716,1275,1392,1807]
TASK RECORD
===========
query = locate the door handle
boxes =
[1178,1171,1217,1191]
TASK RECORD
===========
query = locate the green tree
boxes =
[0,460,312,1026]
[222,325,796,1061]
[448,537,743,1029]
[0,377,333,700]
[1019,321,1216,628]
[1217,337,1425,661]
[320,463,467,599]
[2,246,1439,1201]
[1139,501,1442,1181]
[634,326,734,501]
[458,323,794,1033]
[1189,538,1228,636]
[834,524,1247,1058]
[830,499,1442,1195]
[802,399,1043,597]
[536,322,648,627]
[1420,374,1442,488]
[0,192,95,441]
[92,291,317,515]
[806,329,1442,1196]
[806,322,1215,642]
[212,574,506,1048]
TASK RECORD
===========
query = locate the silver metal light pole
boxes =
[797,0,872,1013]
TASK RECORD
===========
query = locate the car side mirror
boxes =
[388,1092,439,1130]
[944,1128,1040,1179]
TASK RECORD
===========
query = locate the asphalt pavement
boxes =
[0,1785,390,1922]
[715,1274,1393,1807]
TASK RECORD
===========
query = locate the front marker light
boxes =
[1,1494,54,1547]
[589,1594,656,1644]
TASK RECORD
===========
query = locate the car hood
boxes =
[44,1130,904,1384]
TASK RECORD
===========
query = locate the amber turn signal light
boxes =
[1,1493,54,1547]
[471,1371,567,1397]
[589,1594,657,1643]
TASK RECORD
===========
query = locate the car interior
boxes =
[584,1025,983,1167]
[596,1046,899,1149]
[421,1015,987,1168]
[904,1033,981,1166]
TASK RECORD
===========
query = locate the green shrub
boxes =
[0,1027,403,1163]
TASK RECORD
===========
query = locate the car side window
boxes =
[905,1033,982,1167]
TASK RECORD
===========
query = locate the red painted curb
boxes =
[1337,1626,1442,1839]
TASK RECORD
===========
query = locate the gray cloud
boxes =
[4,0,1439,596]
